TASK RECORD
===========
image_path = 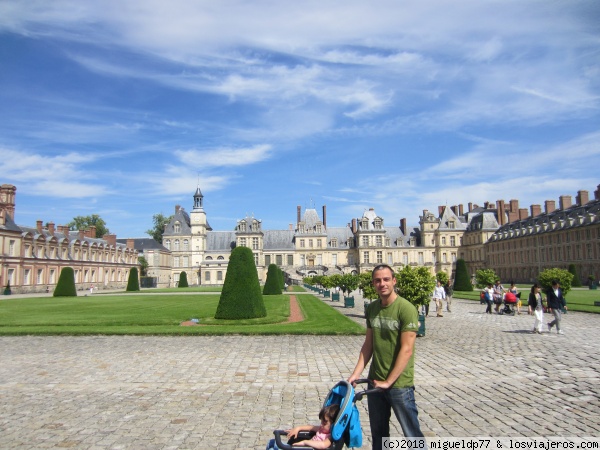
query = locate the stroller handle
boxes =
[273,430,315,450]
[352,378,384,401]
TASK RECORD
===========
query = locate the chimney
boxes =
[438,206,444,216]
[0,210,5,227]
[89,226,97,238]
[459,204,464,216]
[451,205,457,215]
[400,218,407,236]
[0,184,17,219]
[576,190,589,206]
[78,229,85,240]
[351,218,357,234]
[47,222,55,235]
[104,234,117,246]
[322,205,327,229]
[595,184,600,200]
[508,211,519,223]
[559,195,572,210]
[496,200,506,226]
[126,238,135,249]
[36,220,43,233]
[297,206,301,226]
[175,204,181,214]
[468,202,473,212]
[530,204,542,217]
[509,199,519,213]
[545,200,556,214]
[484,201,489,209]
[289,223,293,231]
[519,208,528,220]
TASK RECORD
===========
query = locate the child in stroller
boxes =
[268,380,374,450]
[499,291,520,315]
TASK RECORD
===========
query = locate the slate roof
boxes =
[116,238,168,252]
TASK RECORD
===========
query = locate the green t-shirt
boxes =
[366,296,419,389]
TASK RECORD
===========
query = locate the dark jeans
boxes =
[485,299,493,314]
[367,386,425,450]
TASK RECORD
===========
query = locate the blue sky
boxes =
[1,0,599,238]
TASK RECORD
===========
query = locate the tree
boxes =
[215,246,266,319]
[146,213,173,244]
[178,271,189,288]
[327,274,343,291]
[475,269,498,289]
[436,271,449,286]
[538,268,574,297]
[138,256,149,277]
[453,259,472,291]
[54,267,77,297]
[126,267,140,292]
[568,264,582,287]
[358,272,378,300]
[67,214,109,238]
[395,265,436,309]
[263,264,282,295]
[339,273,359,296]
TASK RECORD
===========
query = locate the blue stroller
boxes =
[270,379,376,450]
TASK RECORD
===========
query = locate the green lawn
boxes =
[454,288,600,313]
[0,293,365,335]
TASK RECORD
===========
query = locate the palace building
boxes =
[0,183,139,294]
[159,184,600,287]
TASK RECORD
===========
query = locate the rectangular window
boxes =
[9,240,15,256]
[418,252,424,265]
[450,236,456,246]
[37,269,43,284]
[300,239,305,248]
[265,255,271,265]
[24,269,31,285]
[376,236,382,246]
[254,253,259,265]
[217,271,223,281]
[387,252,393,265]
[332,254,338,266]
[317,239,322,248]
[287,254,293,265]
[362,236,369,247]
[239,238,247,247]
[376,251,383,263]
[276,254,283,265]
[403,253,408,265]
[252,237,259,250]
[363,251,369,263]
[309,239,313,248]
[205,272,211,282]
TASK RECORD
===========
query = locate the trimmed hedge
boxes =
[454,258,473,291]
[126,267,140,292]
[215,246,266,319]
[54,267,77,297]
[178,271,189,288]
[263,264,282,295]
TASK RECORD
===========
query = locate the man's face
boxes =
[372,268,396,296]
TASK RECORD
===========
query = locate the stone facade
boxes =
[162,184,600,286]
[0,184,139,294]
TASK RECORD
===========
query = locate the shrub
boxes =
[475,269,498,289]
[126,267,140,292]
[538,268,574,296]
[178,271,189,288]
[395,265,436,309]
[215,246,266,319]
[263,264,282,295]
[436,271,449,285]
[568,264,581,287]
[54,267,77,297]
[453,259,472,291]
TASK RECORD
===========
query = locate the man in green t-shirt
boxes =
[348,264,425,450]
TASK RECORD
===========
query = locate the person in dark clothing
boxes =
[546,280,567,335]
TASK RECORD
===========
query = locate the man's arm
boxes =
[372,330,416,390]
[348,328,373,384]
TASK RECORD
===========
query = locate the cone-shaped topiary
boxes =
[54,267,77,297]
[178,271,189,288]
[215,246,266,319]
[568,264,581,287]
[453,258,473,291]
[126,267,140,292]
[263,264,282,295]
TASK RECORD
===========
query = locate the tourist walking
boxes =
[529,283,545,334]
[484,283,494,314]
[546,280,567,335]
[444,280,453,313]
[432,280,445,317]
[493,280,505,313]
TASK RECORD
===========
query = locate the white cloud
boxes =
[174,144,273,167]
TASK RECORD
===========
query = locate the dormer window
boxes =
[239,222,246,232]
[374,218,383,229]
[174,222,181,233]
